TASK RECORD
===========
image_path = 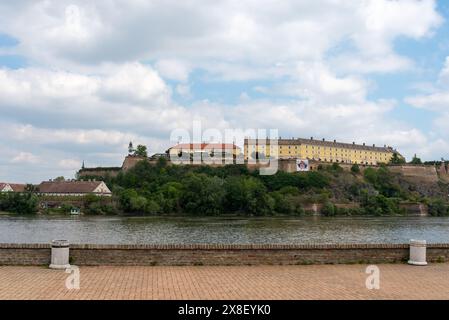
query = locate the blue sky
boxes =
[1,0,449,183]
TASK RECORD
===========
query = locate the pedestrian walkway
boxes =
[0,264,448,299]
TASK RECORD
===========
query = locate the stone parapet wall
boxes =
[1,243,448,266]
[389,165,439,183]
[77,169,121,178]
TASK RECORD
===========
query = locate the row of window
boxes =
[245,146,390,159]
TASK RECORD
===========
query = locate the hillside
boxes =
[90,159,449,216]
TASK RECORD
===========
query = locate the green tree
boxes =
[224,176,274,215]
[390,152,406,164]
[0,192,38,214]
[321,202,336,216]
[428,199,448,216]
[117,189,139,212]
[360,194,402,216]
[180,173,225,215]
[410,154,422,165]
[134,145,148,157]
[306,171,329,189]
[350,164,360,174]
[363,167,378,184]
[364,166,402,198]
[130,195,148,212]
[157,182,183,213]
[271,191,295,214]
[25,184,38,192]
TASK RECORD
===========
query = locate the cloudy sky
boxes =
[1,0,449,183]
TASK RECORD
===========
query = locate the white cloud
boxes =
[0,64,186,134]
[8,123,137,147]
[58,159,81,170]
[331,53,413,74]
[405,55,449,141]
[155,59,191,82]
[406,55,449,113]
[361,0,442,40]
[99,63,170,104]
[282,62,368,103]
[0,0,442,77]
[11,152,39,164]
[406,92,449,111]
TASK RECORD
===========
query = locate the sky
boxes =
[1,0,449,183]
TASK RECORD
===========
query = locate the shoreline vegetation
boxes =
[1,158,449,217]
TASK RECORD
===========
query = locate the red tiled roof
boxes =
[0,183,26,192]
[38,181,110,194]
[9,184,26,192]
[169,143,240,150]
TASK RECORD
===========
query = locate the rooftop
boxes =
[169,143,241,150]
[0,183,26,192]
[38,181,110,194]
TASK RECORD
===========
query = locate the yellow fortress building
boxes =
[244,137,403,165]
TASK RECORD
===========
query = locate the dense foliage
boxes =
[0,192,39,214]
[100,159,449,216]
[3,159,448,216]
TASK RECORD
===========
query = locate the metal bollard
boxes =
[49,240,71,269]
[408,239,427,266]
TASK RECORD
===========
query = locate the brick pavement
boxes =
[0,264,448,300]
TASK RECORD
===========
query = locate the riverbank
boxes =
[0,207,431,217]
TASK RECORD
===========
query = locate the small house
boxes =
[38,180,112,197]
[0,183,26,193]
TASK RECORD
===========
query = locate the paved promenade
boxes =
[0,264,448,300]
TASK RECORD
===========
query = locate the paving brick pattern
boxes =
[0,264,448,300]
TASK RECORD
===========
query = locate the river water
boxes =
[0,215,448,244]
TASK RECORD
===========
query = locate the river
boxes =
[0,215,448,244]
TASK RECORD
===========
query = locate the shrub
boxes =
[305,171,329,189]
[361,194,403,216]
[428,199,448,217]
[351,164,360,174]
[278,186,300,196]
[271,192,295,214]
[145,200,161,215]
[0,192,38,214]
[329,163,344,173]
[180,173,225,215]
[321,202,336,216]
[225,176,275,215]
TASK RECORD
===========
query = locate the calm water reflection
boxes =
[0,215,448,244]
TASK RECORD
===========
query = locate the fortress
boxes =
[76,138,449,184]
[77,155,149,179]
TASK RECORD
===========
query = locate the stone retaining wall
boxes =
[1,243,448,266]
